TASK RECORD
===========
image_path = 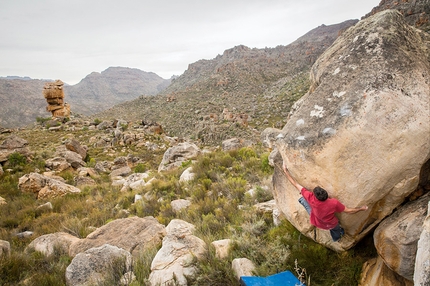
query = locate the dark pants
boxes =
[298,197,344,242]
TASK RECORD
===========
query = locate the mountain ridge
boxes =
[0,67,170,128]
[93,19,358,144]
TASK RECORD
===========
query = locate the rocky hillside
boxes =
[94,20,358,145]
[65,67,171,115]
[0,67,170,128]
[0,79,48,128]
[363,0,430,33]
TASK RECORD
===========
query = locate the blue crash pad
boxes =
[240,270,303,286]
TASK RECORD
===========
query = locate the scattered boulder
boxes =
[36,201,53,212]
[119,172,150,192]
[65,244,132,286]
[254,200,277,213]
[373,192,430,280]
[222,138,243,151]
[179,167,195,182]
[53,145,86,169]
[134,194,142,203]
[0,196,6,205]
[171,199,191,213]
[0,135,31,163]
[158,142,201,172]
[64,150,85,169]
[260,128,283,150]
[212,239,232,259]
[110,166,132,178]
[0,135,28,149]
[0,164,3,176]
[273,10,430,250]
[69,216,165,258]
[414,201,430,286]
[65,138,87,160]
[45,157,71,172]
[16,231,33,239]
[0,240,10,258]
[148,219,207,286]
[18,172,81,199]
[75,176,97,187]
[96,120,113,130]
[232,258,256,280]
[77,167,99,178]
[26,232,80,257]
[94,161,112,173]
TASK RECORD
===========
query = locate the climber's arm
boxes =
[343,205,368,214]
[282,163,303,193]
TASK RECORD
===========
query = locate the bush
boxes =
[7,152,27,168]
[134,163,147,173]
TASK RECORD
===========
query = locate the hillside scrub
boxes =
[0,131,375,285]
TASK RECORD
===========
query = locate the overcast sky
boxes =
[0,0,380,84]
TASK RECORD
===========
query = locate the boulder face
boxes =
[359,256,413,286]
[414,201,430,285]
[148,219,207,286]
[0,135,31,163]
[26,232,80,257]
[273,10,430,250]
[158,142,201,172]
[373,192,430,281]
[68,216,165,258]
[18,172,81,199]
[65,244,132,286]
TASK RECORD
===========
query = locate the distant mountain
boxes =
[65,67,171,115]
[0,78,48,128]
[0,76,35,81]
[0,67,170,128]
[94,20,358,144]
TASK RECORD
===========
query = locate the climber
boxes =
[282,162,368,242]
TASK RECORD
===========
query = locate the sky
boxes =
[0,0,380,84]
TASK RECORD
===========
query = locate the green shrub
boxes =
[36,116,51,124]
[254,186,273,203]
[187,250,239,286]
[238,147,257,160]
[134,163,147,173]
[133,245,161,285]
[7,152,27,168]
[260,153,272,174]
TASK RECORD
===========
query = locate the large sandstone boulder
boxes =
[414,201,430,285]
[45,157,72,172]
[232,258,256,280]
[359,256,413,286]
[222,138,243,151]
[158,142,201,172]
[26,232,80,257]
[373,192,430,280]
[65,138,87,160]
[0,135,31,163]
[69,216,165,258]
[148,219,207,286]
[65,244,132,286]
[272,10,430,250]
[18,172,81,199]
[43,80,71,118]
